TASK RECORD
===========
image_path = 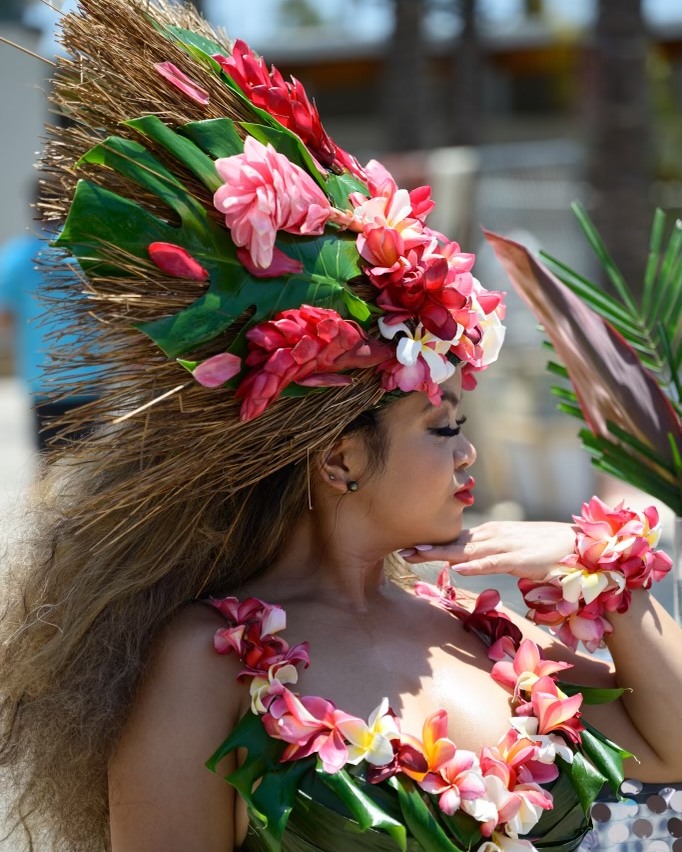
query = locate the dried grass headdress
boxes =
[41,0,505,516]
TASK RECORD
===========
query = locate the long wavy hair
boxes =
[0,0,394,848]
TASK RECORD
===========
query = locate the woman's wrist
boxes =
[517,496,672,652]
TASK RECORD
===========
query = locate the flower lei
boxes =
[57,29,505,423]
[207,581,631,852]
[519,497,672,652]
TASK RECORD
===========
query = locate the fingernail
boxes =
[414,544,433,552]
[398,548,417,558]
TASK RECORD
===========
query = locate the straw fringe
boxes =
[38,0,386,537]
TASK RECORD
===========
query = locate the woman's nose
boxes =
[454,433,476,470]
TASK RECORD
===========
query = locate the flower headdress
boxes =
[44,0,504,432]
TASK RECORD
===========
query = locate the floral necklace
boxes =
[206,571,630,852]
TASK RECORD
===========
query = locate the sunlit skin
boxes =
[109,370,682,852]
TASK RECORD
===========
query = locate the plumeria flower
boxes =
[378,317,458,384]
[505,783,553,837]
[336,698,400,766]
[479,833,539,852]
[418,748,488,816]
[263,689,355,774]
[516,676,583,744]
[509,717,574,765]
[552,562,625,606]
[399,710,456,782]
[490,638,572,699]
[249,662,299,714]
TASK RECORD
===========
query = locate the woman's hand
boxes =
[399,521,576,584]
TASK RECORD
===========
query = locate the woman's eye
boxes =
[432,416,467,437]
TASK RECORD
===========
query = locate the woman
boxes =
[0,0,680,850]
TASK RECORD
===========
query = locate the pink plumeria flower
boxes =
[249,662,299,714]
[399,709,457,782]
[508,717,574,765]
[263,690,353,774]
[419,748,488,816]
[336,698,400,766]
[517,676,583,744]
[490,638,572,699]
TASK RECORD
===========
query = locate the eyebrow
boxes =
[422,391,460,413]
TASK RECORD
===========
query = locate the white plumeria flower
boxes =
[479,832,538,852]
[461,788,500,824]
[249,662,298,715]
[378,318,459,385]
[553,565,625,605]
[336,697,399,766]
[505,793,547,838]
[509,717,574,764]
[471,280,506,367]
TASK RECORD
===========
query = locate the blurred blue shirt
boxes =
[0,233,99,398]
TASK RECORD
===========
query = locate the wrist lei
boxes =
[207,583,631,852]
[519,496,673,653]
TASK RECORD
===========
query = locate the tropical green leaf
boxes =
[579,722,634,798]
[556,752,606,817]
[250,761,314,843]
[180,118,244,159]
[387,777,464,852]
[317,768,407,851]
[557,682,628,704]
[125,115,222,192]
[570,201,638,314]
[437,809,482,850]
[528,769,589,846]
[326,171,370,210]
[58,135,372,361]
[160,23,229,60]
[642,207,667,318]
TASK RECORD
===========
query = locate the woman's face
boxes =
[357,371,476,550]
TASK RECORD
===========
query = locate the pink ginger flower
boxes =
[213,41,363,177]
[213,136,331,269]
[490,639,572,699]
[235,305,390,421]
[263,689,356,773]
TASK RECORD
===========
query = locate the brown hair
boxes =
[0,2,402,847]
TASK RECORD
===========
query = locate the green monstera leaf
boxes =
[55,117,372,363]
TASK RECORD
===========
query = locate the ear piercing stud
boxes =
[347,480,359,493]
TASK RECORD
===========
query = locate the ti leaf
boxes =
[557,682,628,704]
[317,767,407,851]
[387,777,465,852]
[578,721,634,798]
[206,711,315,844]
[556,752,606,817]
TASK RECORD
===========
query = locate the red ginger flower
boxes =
[235,305,390,421]
[213,41,363,177]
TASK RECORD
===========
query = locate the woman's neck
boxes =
[243,507,392,612]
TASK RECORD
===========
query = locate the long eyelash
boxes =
[433,416,467,438]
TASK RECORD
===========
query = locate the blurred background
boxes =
[1,0,681,534]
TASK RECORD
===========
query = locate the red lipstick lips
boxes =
[454,477,475,506]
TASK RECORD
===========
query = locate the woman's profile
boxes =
[1,1,681,851]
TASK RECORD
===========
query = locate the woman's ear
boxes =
[319,433,366,494]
